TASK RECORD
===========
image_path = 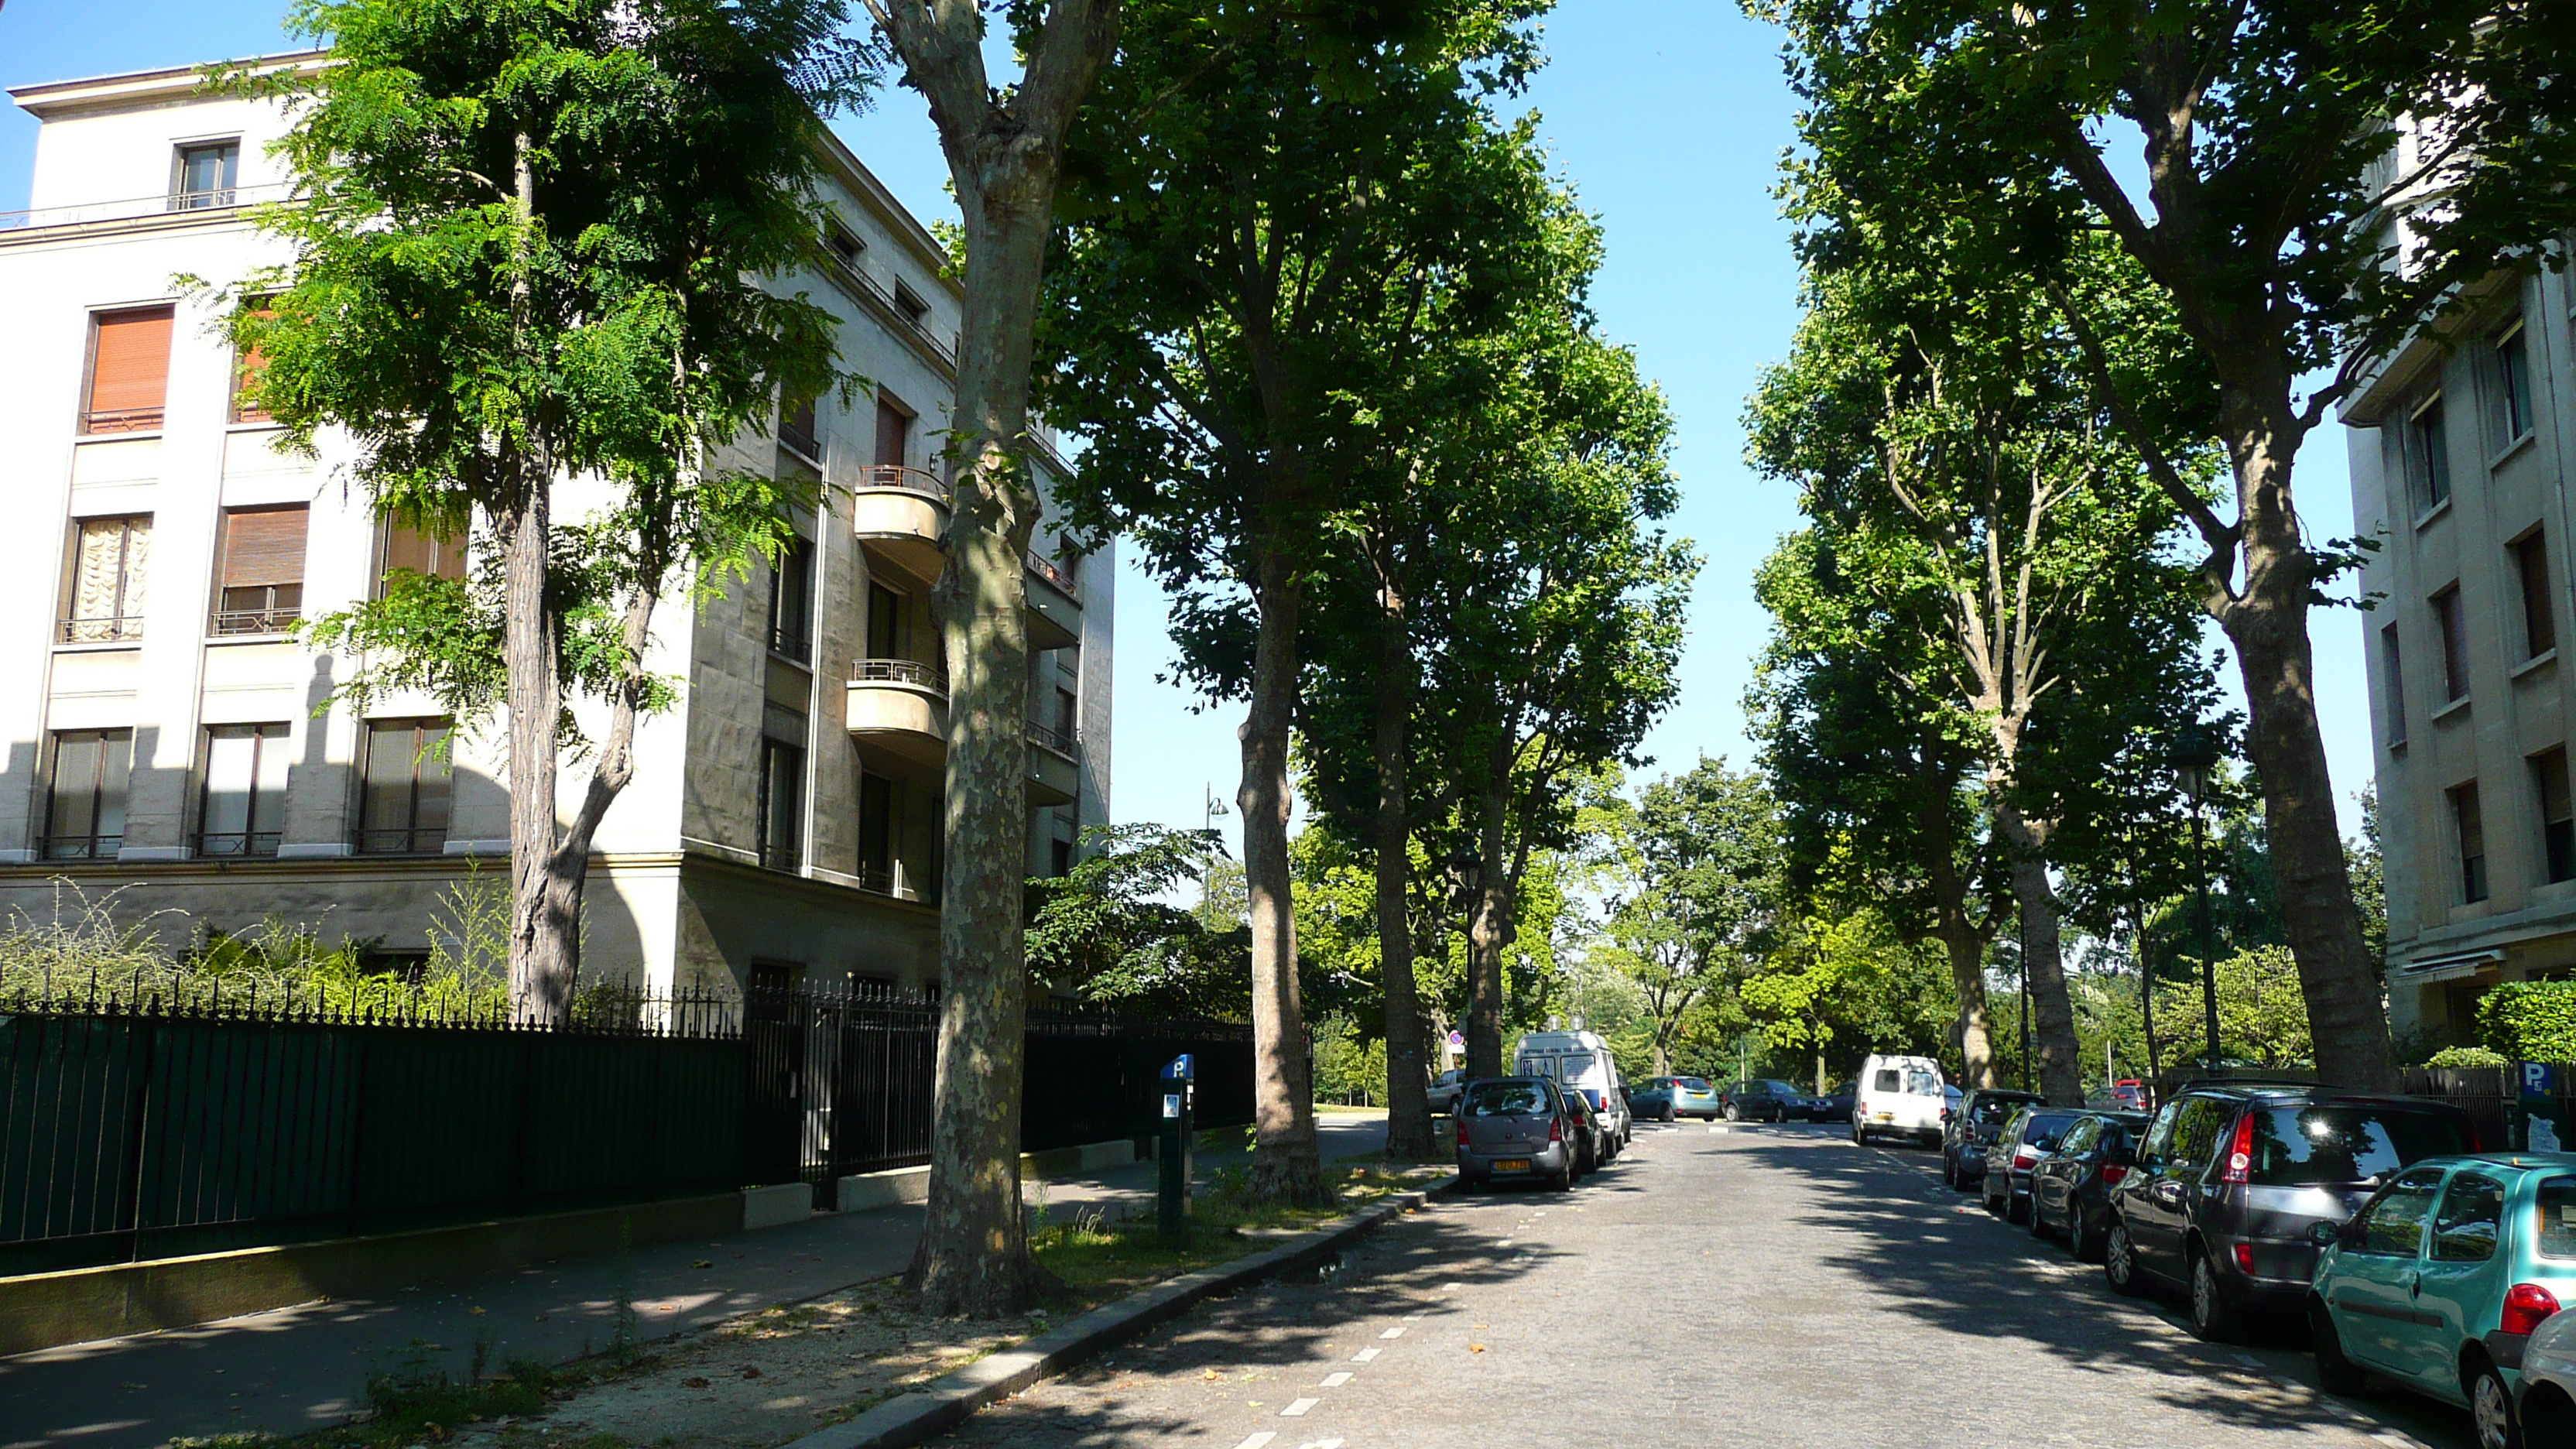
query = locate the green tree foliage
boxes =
[1024,826,1250,1018]
[1757,0,2576,1091]
[222,0,865,1017]
[2478,982,2576,1065]
[1590,759,1780,1075]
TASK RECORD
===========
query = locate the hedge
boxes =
[2477,979,2576,1063]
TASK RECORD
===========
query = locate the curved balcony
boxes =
[845,657,947,768]
[1026,550,1081,651]
[851,464,947,587]
[1027,720,1080,808]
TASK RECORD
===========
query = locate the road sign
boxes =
[1447,1031,1464,1049]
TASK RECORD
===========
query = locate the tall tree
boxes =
[234,0,863,1019]
[1745,239,2217,1105]
[1042,0,1555,1204]
[1591,759,1781,1076]
[1762,0,2576,1089]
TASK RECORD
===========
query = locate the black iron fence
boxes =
[741,981,1253,1208]
[0,979,1254,1272]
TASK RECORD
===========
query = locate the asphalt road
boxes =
[937,1118,2485,1449]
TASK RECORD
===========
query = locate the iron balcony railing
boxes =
[1026,550,1079,598]
[58,616,143,645]
[779,417,822,463]
[849,657,947,694]
[194,831,283,859]
[821,252,958,369]
[851,463,947,499]
[211,606,301,637]
[78,406,163,435]
[1028,719,1078,756]
[37,834,122,861]
[0,183,293,235]
[356,826,448,856]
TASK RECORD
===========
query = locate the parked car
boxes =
[1626,1079,1670,1120]
[2028,1110,2151,1260]
[1942,1088,2044,1191]
[2307,1154,2576,1449]
[1815,1080,1857,1122]
[1629,1075,1722,1122]
[2104,1081,2478,1340]
[1982,1107,2086,1223]
[1426,1068,1465,1116]
[1854,1054,1948,1147]
[1721,1078,1814,1122]
[1454,1077,1579,1191]
[1558,1084,1612,1173]
[2517,1298,2576,1446]
[1515,1029,1630,1147]
[1561,1083,1630,1151]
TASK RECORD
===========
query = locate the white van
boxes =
[1512,1029,1630,1148]
[1853,1053,1946,1146]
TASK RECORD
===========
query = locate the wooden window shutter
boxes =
[222,507,308,587]
[86,307,175,430]
[381,519,463,581]
[875,396,909,468]
[232,304,276,422]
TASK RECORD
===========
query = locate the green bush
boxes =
[2477,979,2576,1063]
[2425,1045,2510,1069]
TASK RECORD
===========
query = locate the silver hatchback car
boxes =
[1454,1077,1577,1190]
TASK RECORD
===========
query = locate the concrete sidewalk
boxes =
[0,1114,1389,1449]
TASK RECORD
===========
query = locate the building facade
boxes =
[0,55,1112,995]
[2348,251,2576,1047]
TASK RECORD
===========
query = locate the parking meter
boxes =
[1159,1053,1196,1244]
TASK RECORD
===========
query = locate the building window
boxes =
[2537,748,2575,886]
[2406,394,2451,514]
[43,729,132,859]
[80,306,173,434]
[2380,624,2407,747]
[780,395,820,463]
[358,718,453,855]
[60,515,149,643]
[2451,782,2489,904]
[824,218,865,268]
[171,139,239,210]
[892,283,930,325]
[1050,835,1074,878]
[867,581,904,659]
[197,722,289,858]
[2516,530,2557,659]
[858,769,895,893]
[875,393,911,471]
[2496,322,2536,447]
[377,516,467,595]
[213,505,308,635]
[230,301,276,423]
[2434,584,2471,703]
[768,536,814,663]
[758,737,805,872]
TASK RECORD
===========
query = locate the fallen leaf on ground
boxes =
[693,1259,714,1269]
[1470,1344,1486,1353]
[683,1377,711,1389]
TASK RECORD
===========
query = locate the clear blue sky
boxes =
[0,0,2375,856]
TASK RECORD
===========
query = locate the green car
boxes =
[2307,1153,2576,1449]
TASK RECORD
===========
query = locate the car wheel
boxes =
[2004,1187,2028,1225]
[1550,1157,1574,1192]
[2471,1358,2520,1449]
[1852,1122,1868,1146]
[2309,1300,2365,1396]
[2187,1248,2239,1341]
[2027,1194,2053,1239]
[1725,1102,1742,1122]
[2064,1205,2093,1262]
[2105,1220,2143,1296]
[1941,1156,1959,1190]
[1982,1180,2002,1216]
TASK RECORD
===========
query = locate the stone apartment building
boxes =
[2348,242,2576,1048]
[0,53,1112,995]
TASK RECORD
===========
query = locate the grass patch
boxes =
[1029,1164,1444,1300]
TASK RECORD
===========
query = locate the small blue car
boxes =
[2308,1153,2576,1449]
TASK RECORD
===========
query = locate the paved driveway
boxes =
[939,1119,2480,1448]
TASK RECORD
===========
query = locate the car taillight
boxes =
[2234,1242,2256,1274]
[2014,1147,2036,1167]
[2503,1283,2562,1335]
[2101,1164,2128,1186]
[2468,1121,2485,1153]
[1549,1117,1564,1144]
[2218,1111,2256,1184]
[1456,1117,1470,1147]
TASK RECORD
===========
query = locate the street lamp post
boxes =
[2173,732,2224,1076]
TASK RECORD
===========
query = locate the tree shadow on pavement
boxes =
[1727,1136,2475,1449]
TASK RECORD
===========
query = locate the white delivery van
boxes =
[1512,1028,1630,1147]
[1853,1053,1947,1146]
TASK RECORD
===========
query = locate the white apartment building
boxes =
[2348,254,2576,1048]
[0,54,1112,995]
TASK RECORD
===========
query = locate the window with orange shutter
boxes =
[231,303,276,423]
[213,505,308,635]
[376,515,467,595]
[82,307,174,434]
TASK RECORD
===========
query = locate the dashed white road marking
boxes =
[1281,1397,1319,1416]
[1231,1436,1276,1449]
[1379,1326,1406,1339]
[1321,1371,1352,1387]
[1441,1281,1462,1290]
[1296,1440,1345,1449]
[1352,1348,1381,1363]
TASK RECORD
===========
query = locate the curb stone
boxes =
[778,1174,1461,1449]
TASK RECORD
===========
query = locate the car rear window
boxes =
[2539,1177,2576,1260]
[2244,1106,2472,1187]
[1676,1077,1711,1091]
[2023,1112,2081,1149]
[1971,1097,2032,1125]
[1464,1082,1550,1117]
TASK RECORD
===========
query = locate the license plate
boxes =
[1874,1112,1894,1122]
[1495,1159,1530,1173]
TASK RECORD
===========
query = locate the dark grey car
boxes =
[1982,1107,2084,1223]
[1943,1088,2043,1190]
[1454,1077,1577,1190]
